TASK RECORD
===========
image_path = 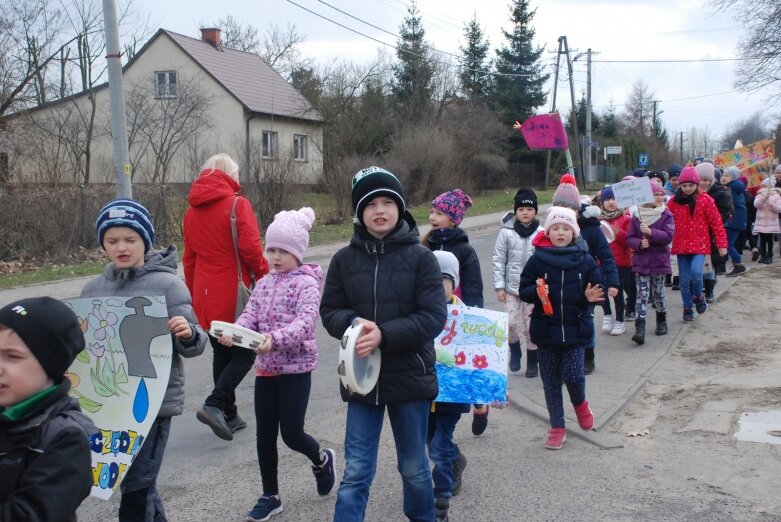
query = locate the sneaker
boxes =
[435,497,450,522]
[752,250,760,262]
[726,264,747,277]
[472,405,489,435]
[312,448,335,496]
[246,495,283,522]
[693,295,707,314]
[196,405,233,441]
[610,321,625,336]
[544,428,567,450]
[601,316,613,332]
[705,292,715,304]
[226,414,247,433]
[451,450,467,497]
[573,400,594,430]
[624,312,636,322]
[683,308,694,321]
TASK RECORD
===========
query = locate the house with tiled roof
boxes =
[1,28,323,185]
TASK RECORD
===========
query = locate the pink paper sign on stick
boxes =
[516,112,569,151]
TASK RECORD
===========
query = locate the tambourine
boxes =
[337,323,381,396]
[599,220,615,244]
[209,321,267,351]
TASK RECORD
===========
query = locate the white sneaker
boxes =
[602,316,613,333]
[610,322,626,335]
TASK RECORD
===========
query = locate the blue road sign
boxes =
[639,153,649,167]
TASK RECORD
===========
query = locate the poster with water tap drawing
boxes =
[64,296,171,500]
[434,304,508,404]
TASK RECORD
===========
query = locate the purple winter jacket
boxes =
[236,263,322,375]
[626,210,675,275]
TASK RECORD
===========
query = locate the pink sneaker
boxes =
[544,428,566,450]
[573,400,594,430]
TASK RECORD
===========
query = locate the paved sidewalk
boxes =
[0,204,748,451]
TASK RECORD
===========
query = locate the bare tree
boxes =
[125,75,212,184]
[718,111,771,150]
[218,14,259,53]
[247,143,306,227]
[623,79,655,137]
[259,23,311,82]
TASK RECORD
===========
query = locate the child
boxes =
[720,166,749,276]
[753,176,781,264]
[664,164,681,197]
[320,166,447,522]
[0,297,97,520]
[518,207,605,450]
[625,184,675,343]
[551,174,618,374]
[218,207,334,521]
[598,186,633,336]
[666,168,728,321]
[81,199,207,521]
[429,250,470,522]
[492,188,544,377]
[425,188,489,435]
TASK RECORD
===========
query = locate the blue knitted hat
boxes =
[96,199,156,253]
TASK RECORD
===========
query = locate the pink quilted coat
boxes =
[236,263,322,375]
[753,188,781,234]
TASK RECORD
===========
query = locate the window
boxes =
[155,71,177,98]
[293,134,308,162]
[262,130,278,159]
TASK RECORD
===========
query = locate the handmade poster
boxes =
[516,112,569,151]
[64,296,172,500]
[712,138,775,177]
[612,176,654,209]
[434,304,508,404]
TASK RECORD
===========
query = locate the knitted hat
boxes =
[667,164,682,178]
[544,206,580,237]
[695,162,715,182]
[551,174,581,211]
[632,168,648,177]
[0,297,85,382]
[761,176,776,188]
[96,199,156,253]
[351,166,405,225]
[647,170,667,186]
[265,207,315,263]
[679,166,700,185]
[433,250,460,291]
[431,189,473,226]
[724,166,740,179]
[738,176,748,185]
[652,183,666,196]
[600,186,615,202]
[514,188,538,213]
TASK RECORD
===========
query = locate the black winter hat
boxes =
[514,188,538,213]
[646,170,667,185]
[351,166,406,225]
[0,297,85,382]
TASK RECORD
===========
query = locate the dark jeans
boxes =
[119,417,171,522]
[427,412,462,499]
[204,335,256,419]
[255,373,321,496]
[602,267,635,321]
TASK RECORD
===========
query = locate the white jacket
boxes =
[492,212,544,296]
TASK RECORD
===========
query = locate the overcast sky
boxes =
[129,0,769,146]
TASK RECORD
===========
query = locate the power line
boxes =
[594,57,739,63]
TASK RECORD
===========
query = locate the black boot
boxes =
[704,278,715,303]
[632,318,646,345]
[509,342,522,372]
[655,311,667,336]
[525,349,538,378]
[671,276,680,290]
[584,347,595,375]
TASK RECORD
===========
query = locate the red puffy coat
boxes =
[183,169,269,329]
[666,192,727,255]
[601,211,632,268]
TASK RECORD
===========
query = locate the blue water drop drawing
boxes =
[133,377,150,423]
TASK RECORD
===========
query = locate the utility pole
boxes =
[652,100,663,168]
[678,131,686,165]
[102,0,132,199]
[543,39,565,189]
[584,48,592,183]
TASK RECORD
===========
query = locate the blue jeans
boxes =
[677,254,705,309]
[427,412,461,499]
[726,228,742,264]
[334,401,434,522]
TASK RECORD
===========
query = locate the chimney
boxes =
[200,27,221,48]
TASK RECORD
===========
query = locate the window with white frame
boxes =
[293,134,308,162]
[155,71,177,98]
[262,130,278,159]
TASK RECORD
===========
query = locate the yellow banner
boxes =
[713,138,775,187]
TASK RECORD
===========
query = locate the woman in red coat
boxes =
[666,166,727,322]
[183,153,269,441]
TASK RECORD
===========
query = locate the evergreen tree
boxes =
[459,14,492,102]
[601,101,618,138]
[392,1,434,121]
[493,0,549,126]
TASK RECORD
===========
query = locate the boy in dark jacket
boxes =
[519,207,605,450]
[320,167,447,522]
[0,297,97,521]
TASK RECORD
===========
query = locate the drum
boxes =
[337,323,381,396]
[209,321,267,351]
